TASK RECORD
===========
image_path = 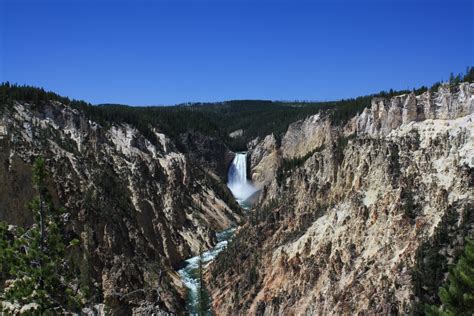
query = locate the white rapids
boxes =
[177,228,235,315]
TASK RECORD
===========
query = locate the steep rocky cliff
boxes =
[247,134,280,188]
[0,100,242,314]
[208,83,474,314]
[347,82,473,137]
[179,131,235,182]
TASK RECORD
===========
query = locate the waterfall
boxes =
[177,152,256,314]
[227,152,257,203]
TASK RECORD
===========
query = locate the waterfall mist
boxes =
[227,153,257,203]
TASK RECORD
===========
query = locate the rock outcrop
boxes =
[229,129,243,139]
[208,83,474,315]
[0,100,242,314]
[247,134,280,188]
[280,113,333,159]
[346,82,474,137]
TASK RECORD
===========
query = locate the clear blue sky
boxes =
[1,0,473,105]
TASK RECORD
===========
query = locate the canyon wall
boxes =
[209,83,474,315]
[0,100,242,314]
[247,134,280,188]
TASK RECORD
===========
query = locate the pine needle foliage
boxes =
[0,158,82,314]
[425,239,474,315]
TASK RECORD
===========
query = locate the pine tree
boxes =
[0,157,82,314]
[463,66,474,82]
[425,238,474,315]
[449,72,455,85]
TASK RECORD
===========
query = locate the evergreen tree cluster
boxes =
[426,239,474,315]
[0,158,83,314]
[0,82,70,107]
[412,200,474,315]
[1,67,473,152]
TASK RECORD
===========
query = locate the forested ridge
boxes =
[1,67,473,151]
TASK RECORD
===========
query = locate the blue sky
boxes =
[1,0,473,105]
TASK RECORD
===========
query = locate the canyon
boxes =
[0,99,242,314]
[0,82,473,315]
[208,82,474,314]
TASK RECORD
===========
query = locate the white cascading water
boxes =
[177,228,235,315]
[178,152,255,314]
[227,152,257,203]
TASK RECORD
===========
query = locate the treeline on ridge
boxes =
[1,66,473,152]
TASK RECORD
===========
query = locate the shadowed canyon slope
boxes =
[0,99,243,314]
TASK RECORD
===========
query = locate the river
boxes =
[177,152,256,315]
